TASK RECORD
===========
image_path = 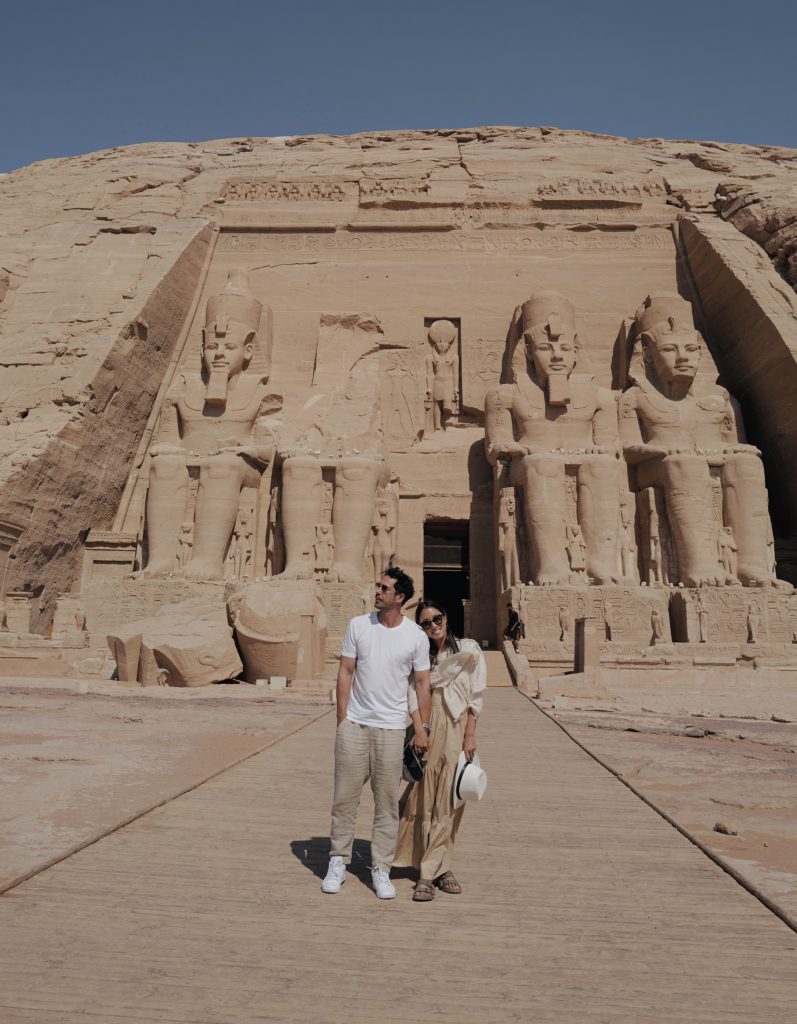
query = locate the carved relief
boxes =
[222,179,350,202]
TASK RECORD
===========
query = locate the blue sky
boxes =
[2,0,795,172]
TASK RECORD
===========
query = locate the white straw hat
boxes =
[453,752,487,810]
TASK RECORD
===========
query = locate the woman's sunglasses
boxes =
[419,614,445,631]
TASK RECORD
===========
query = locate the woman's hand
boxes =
[463,733,477,762]
[412,726,430,755]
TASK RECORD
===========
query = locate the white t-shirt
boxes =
[340,612,431,729]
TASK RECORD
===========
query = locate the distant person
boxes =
[395,599,486,902]
[321,567,432,899]
[504,602,524,652]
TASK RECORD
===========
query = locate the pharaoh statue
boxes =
[485,291,622,585]
[141,270,282,580]
[619,294,783,589]
[425,319,459,432]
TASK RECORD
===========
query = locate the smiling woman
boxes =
[395,598,487,902]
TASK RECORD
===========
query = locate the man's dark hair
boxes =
[384,565,414,606]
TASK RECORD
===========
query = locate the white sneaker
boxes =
[321,856,346,894]
[371,864,396,899]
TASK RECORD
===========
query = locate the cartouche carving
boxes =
[485,291,622,585]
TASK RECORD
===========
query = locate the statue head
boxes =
[635,294,701,387]
[428,319,457,354]
[202,270,262,402]
[521,291,579,386]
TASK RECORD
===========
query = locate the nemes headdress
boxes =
[205,269,262,336]
[521,291,576,338]
[634,294,694,337]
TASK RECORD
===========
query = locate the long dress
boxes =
[394,638,486,881]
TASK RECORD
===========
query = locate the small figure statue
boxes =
[314,523,333,576]
[141,270,282,580]
[696,594,709,643]
[766,520,777,579]
[620,294,783,589]
[425,319,459,432]
[559,605,570,642]
[619,497,637,581]
[485,292,621,585]
[177,521,193,568]
[231,510,253,580]
[498,491,520,590]
[718,525,739,583]
[566,523,587,573]
[651,607,664,643]
[649,509,663,585]
[747,600,761,643]
[265,486,284,577]
[370,495,396,582]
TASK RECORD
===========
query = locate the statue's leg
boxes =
[280,456,322,579]
[722,454,780,587]
[644,455,724,587]
[185,453,247,580]
[329,457,386,583]
[142,453,189,574]
[578,457,621,584]
[515,455,568,585]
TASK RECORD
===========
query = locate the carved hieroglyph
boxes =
[485,292,622,586]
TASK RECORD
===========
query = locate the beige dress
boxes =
[394,638,486,881]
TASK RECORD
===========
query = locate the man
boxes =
[322,566,432,899]
[504,602,524,652]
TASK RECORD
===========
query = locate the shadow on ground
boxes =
[290,837,417,883]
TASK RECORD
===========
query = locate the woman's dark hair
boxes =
[415,599,460,664]
[384,565,414,605]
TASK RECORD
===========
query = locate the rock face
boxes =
[1,125,797,686]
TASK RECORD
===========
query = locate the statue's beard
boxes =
[205,367,230,406]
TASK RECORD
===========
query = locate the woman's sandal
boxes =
[412,880,435,902]
[434,871,462,895]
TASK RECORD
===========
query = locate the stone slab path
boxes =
[1,689,796,1023]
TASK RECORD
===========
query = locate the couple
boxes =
[321,566,486,901]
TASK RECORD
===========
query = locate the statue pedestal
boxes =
[671,588,796,645]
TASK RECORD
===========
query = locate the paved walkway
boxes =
[1,689,795,1023]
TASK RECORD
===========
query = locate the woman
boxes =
[394,599,486,902]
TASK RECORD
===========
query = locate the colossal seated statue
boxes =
[141,270,282,580]
[619,293,783,589]
[485,291,622,586]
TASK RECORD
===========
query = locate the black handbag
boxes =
[402,738,425,783]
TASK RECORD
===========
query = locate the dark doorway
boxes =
[423,520,470,638]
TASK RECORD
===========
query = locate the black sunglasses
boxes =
[419,614,444,631]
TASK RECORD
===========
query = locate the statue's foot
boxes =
[682,570,725,587]
[277,565,313,581]
[132,560,174,578]
[590,568,620,585]
[326,565,360,583]
[183,559,224,580]
[536,572,571,587]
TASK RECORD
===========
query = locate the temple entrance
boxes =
[423,520,470,639]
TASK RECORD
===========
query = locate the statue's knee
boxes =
[283,456,321,482]
[149,454,186,482]
[521,454,561,480]
[201,453,241,480]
